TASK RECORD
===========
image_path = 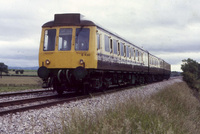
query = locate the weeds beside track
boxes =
[60,81,200,134]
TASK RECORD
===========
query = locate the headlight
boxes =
[45,59,50,65]
[80,59,84,65]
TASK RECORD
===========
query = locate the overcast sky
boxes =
[0,0,200,71]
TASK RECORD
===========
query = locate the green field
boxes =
[0,76,42,92]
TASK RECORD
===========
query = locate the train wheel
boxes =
[140,76,145,85]
[101,80,109,91]
[57,88,64,95]
[147,76,153,83]
[53,78,64,95]
[53,84,64,95]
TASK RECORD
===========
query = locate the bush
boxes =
[182,72,196,88]
[181,58,200,90]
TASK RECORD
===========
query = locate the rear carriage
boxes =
[37,13,171,94]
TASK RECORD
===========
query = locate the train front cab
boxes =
[38,24,98,93]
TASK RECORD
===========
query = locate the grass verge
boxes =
[57,82,200,134]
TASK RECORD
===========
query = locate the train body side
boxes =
[95,26,170,80]
[96,27,149,73]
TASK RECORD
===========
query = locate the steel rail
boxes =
[0,94,86,116]
[0,84,135,116]
[0,95,59,107]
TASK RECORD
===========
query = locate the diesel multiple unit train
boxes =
[37,13,171,94]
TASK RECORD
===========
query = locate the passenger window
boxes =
[43,29,56,51]
[152,58,154,65]
[113,39,117,54]
[150,58,151,65]
[138,51,140,61]
[58,28,72,51]
[133,49,135,60]
[97,33,100,50]
[104,35,110,52]
[141,53,143,62]
[120,42,124,56]
[149,57,151,65]
[110,39,113,53]
[124,45,126,57]
[135,50,138,61]
[126,46,129,58]
[129,47,131,58]
[117,42,120,55]
[75,28,90,51]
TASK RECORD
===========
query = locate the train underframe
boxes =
[41,68,169,95]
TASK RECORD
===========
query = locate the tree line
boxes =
[0,63,8,78]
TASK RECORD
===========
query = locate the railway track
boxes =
[0,84,131,116]
[0,78,179,116]
[0,92,80,116]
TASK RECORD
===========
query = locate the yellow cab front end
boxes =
[39,26,97,69]
[37,14,98,89]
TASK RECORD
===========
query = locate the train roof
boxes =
[42,13,96,27]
